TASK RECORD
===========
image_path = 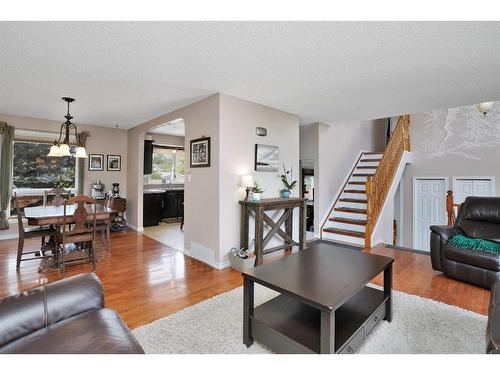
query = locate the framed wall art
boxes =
[190,137,211,168]
[88,154,104,171]
[255,144,279,172]
[107,155,121,171]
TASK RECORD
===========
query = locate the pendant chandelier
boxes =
[47,97,88,158]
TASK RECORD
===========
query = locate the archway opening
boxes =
[138,118,187,252]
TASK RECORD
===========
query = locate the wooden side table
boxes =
[239,197,308,266]
[96,197,127,232]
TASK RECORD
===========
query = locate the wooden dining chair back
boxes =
[43,188,71,207]
[104,191,114,209]
[95,192,114,251]
[60,195,98,273]
[14,193,54,270]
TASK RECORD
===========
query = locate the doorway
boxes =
[142,119,186,252]
[301,167,314,233]
[413,177,448,252]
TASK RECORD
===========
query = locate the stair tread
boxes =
[344,189,366,194]
[356,166,377,169]
[363,152,384,155]
[339,198,367,203]
[329,217,367,226]
[347,182,365,185]
[323,227,366,238]
[334,207,367,214]
[361,158,382,162]
[352,173,374,177]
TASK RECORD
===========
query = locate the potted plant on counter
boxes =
[250,182,264,202]
[280,164,297,198]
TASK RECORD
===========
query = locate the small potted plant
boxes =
[280,164,297,198]
[250,182,264,202]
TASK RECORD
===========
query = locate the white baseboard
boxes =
[183,248,230,270]
[126,223,144,232]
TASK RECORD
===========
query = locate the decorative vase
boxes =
[280,189,291,198]
[112,183,120,198]
[250,192,261,202]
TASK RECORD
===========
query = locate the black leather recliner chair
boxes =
[0,273,144,354]
[430,196,500,289]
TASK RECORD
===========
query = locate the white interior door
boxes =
[413,179,447,252]
[454,178,494,203]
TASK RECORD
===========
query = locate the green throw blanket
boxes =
[447,235,500,255]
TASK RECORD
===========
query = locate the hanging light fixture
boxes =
[47,97,88,158]
[477,101,495,116]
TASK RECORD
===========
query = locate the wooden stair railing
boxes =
[365,115,411,249]
[446,190,461,226]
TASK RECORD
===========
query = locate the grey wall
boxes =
[0,114,128,238]
[218,94,300,264]
[0,114,128,198]
[299,125,315,162]
[127,93,299,268]
[127,95,221,267]
[401,106,500,248]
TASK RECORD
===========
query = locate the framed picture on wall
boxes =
[107,155,121,171]
[190,137,211,168]
[88,154,104,171]
[255,144,279,171]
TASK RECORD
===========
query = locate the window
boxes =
[10,141,79,216]
[150,146,185,183]
[13,141,77,190]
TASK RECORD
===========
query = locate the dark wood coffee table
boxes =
[242,241,393,354]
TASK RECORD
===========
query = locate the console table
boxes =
[239,197,308,265]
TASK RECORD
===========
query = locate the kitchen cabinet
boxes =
[161,190,184,220]
[143,189,184,227]
[144,140,154,175]
[143,192,162,227]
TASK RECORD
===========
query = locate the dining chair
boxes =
[57,195,97,275]
[14,193,55,270]
[95,191,114,251]
[43,187,71,207]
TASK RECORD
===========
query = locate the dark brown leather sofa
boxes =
[0,273,144,354]
[430,196,500,289]
[487,282,500,353]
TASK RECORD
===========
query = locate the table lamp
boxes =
[241,175,254,201]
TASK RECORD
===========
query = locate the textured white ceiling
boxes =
[1,21,500,128]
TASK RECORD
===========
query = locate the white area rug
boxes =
[132,284,487,354]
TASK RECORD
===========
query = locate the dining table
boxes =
[24,204,116,271]
[24,204,115,226]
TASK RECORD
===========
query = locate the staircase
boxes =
[321,115,411,248]
[321,152,383,246]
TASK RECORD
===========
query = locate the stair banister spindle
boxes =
[365,176,374,250]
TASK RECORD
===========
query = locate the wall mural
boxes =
[420,104,500,160]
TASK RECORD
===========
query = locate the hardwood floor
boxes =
[368,244,490,315]
[0,231,490,331]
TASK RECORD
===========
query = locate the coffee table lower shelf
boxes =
[251,286,387,354]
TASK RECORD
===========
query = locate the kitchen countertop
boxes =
[143,187,184,194]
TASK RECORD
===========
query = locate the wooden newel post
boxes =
[446,190,454,226]
[365,177,374,250]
